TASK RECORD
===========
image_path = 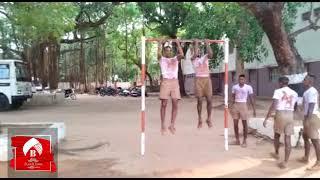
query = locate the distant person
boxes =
[298,74,320,171]
[158,39,184,135]
[230,74,256,148]
[191,39,214,129]
[264,76,298,169]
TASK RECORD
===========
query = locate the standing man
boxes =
[230,74,256,147]
[298,74,320,171]
[264,76,298,169]
[158,39,184,135]
[191,39,214,129]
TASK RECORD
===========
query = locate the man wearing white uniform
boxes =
[298,74,320,171]
[264,76,298,169]
[230,74,256,147]
[182,45,196,96]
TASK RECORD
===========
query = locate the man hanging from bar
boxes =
[191,39,214,129]
[158,39,184,135]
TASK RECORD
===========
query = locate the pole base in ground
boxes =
[141,132,145,156]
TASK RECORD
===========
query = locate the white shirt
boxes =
[232,84,253,103]
[159,56,179,79]
[273,86,298,111]
[303,87,319,115]
[181,47,195,75]
[193,54,210,77]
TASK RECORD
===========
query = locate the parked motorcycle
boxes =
[119,88,130,96]
[130,87,148,97]
[99,86,117,96]
[130,87,139,97]
[64,88,76,100]
[95,87,101,95]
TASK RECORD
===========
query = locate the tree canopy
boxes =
[0,2,316,90]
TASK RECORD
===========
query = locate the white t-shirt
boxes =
[273,86,298,111]
[303,87,319,115]
[181,47,195,75]
[232,84,253,103]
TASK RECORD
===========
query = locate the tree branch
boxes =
[238,2,284,16]
[0,45,23,56]
[75,12,110,30]
[83,10,92,23]
[289,23,320,38]
[144,22,159,31]
[60,48,80,54]
[73,31,79,40]
[0,10,10,19]
[74,2,121,30]
[60,36,96,44]
[118,44,125,51]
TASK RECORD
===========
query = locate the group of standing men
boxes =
[157,38,320,170]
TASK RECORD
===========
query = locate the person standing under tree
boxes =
[297,74,320,171]
[230,74,256,147]
[264,76,298,169]
[158,39,184,135]
[191,39,214,129]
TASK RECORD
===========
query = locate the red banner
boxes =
[10,136,56,173]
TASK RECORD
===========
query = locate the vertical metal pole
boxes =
[141,36,146,156]
[224,37,229,151]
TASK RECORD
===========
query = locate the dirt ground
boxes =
[1,95,320,178]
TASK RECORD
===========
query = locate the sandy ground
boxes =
[1,94,320,178]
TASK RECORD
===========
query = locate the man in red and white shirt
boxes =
[191,39,214,129]
[158,39,184,135]
[264,76,298,169]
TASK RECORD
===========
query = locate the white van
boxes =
[0,59,32,110]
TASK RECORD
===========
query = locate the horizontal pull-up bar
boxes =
[145,38,225,43]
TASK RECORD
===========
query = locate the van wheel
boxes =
[11,101,23,110]
[0,94,10,111]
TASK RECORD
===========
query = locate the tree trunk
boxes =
[125,17,128,82]
[95,38,99,87]
[79,33,86,93]
[239,2,305,75]
[64,52,67,82]
[235,49,245,79]
[23,46,32,80]
[146,71,154,88]
[47,37,59,90]
[101,44,106,85]
[39,42,48,88]
[31,42,40,83]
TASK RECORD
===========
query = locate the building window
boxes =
[231,71,236,82]
[314,7,320,17]
[305,63,310,73]
[302,11,311,21]
[269,67,279,82]
[248,69,253,83]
